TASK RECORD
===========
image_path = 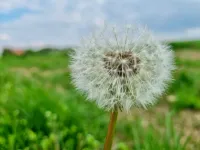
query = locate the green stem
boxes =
[103,110,118,150]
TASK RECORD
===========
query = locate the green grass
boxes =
[130,112,189,150]
[0,67,188,150]
[169,70,200,110]
[176,58,200,67]
[0,51,69,70]
[0,46,199,149]
[0,71,104,150]
[169,40,200,51]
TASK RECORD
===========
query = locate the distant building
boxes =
[11,49,25,56]
[2,48,25,56]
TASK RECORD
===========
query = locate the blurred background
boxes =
[0,0,200,150]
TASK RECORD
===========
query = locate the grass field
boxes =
[0,41,200,150]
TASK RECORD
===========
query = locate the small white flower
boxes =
[70,24,175,112]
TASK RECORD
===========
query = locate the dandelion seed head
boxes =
[70,24,175,112]
[103,51,140,77]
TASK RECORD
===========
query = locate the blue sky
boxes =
[0,8,33,22]
[1,0,200,51]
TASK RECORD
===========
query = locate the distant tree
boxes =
[23,49,35,57]
[38,48,54,55]
[2,48,13,56]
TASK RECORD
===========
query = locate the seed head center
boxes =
[103,51,140,77]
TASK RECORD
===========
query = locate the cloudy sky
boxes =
[0,0,200,51]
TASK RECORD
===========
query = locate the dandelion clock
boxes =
[70,24,175,150]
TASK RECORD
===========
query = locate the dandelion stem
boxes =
[104,109,118,150]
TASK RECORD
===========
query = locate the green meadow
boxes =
[0,41,200,150]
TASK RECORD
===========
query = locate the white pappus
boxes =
[70,24,175,112]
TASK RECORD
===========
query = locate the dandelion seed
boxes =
[70,24,175,112]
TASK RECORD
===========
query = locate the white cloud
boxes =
[0,0,106,49]
[0,0,200,51]
[0,0,43,12]
[157,27,200,42]
[0,0,25,12]
[186,27,200,37]
[96,0,105,5]
[94,17,105,27]
[0,33,11,41]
